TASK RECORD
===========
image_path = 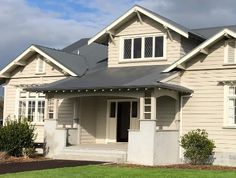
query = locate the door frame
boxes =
[106,99,139,143]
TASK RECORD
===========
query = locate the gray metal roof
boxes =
[62,38,90,53]
[192,25,236,39]
[35,45,88,76]
[34,42,108,76]
[26,65,192,94]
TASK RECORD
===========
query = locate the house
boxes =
[1,5,236,166]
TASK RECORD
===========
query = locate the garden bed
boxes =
[0,159,103,174]
[110,163,236,171]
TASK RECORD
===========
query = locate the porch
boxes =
[44,87,183,164]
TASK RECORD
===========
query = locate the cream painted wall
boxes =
[108,15,197,68]
[3,54,67,142]
[181,39,236,155]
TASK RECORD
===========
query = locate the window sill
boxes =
[119,58,167,64]
[31,122,44,126]
[35,72,46,75]
[222,63,236,66]
[222,125,236,129]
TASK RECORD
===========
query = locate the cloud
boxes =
[1,0,236,70]
[0,0,96,68]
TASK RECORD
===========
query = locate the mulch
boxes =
[109,163,236,171]
[0,160,104,175]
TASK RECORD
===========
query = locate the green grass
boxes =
[1,165,236,178]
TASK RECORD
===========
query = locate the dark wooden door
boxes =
[117,102,130,142]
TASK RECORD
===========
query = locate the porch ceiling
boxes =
[25,65,193,94]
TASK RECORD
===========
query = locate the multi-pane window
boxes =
[36,55,45,73]
[123,35,164,60]
[227,86,236,125]
[109,101,138,118]
[48,99,55,119]
[18,90,46,122]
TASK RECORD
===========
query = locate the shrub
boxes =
[0,119,36,157]
[180,129,215,165]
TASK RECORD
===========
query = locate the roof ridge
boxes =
[33,44,82,57]
[192,24,236,30]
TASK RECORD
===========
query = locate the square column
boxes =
[128,92,157,165]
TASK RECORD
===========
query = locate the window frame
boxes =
[120,33,166,62]
[16,89,47,125]
[224,40,236,64]
[36,55,46,74]
[224,85,236,127]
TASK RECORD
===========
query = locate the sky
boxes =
[0,0,236,70]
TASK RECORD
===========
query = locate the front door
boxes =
[117,102,130,142]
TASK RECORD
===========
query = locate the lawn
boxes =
[1,165,236,178]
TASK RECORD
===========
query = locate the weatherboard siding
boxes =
[4,55,68,143]
[108,15,185,68]
[181,39,236,153]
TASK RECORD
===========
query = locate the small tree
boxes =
[0,119,36,157]
[180,129,215,165]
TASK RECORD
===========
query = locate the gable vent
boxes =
[226,41,236,63]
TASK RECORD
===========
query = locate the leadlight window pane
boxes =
[145,37,153,57]
[18,101,26,119]
[48,99,54,119]
[131,102,138,118]
[123,39,132,59]
[155,36,164,57]
[133,38,142,58]
[38,101,45,122]
[28,101,35,122]
[110,102,116,117]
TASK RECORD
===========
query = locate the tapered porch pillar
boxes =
[128,92,157,165]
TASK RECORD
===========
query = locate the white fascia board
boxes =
[0,45,77,78]
[0,46,34,76]
[163,29,236,73]
[88,6,189,45]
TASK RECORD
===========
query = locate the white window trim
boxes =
[119,33,167,63]
[16,88,46,125]
[224,40,236,64]
[36,55,46,74]
[224,85,236,127]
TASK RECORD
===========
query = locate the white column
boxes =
[139,97,144,120]
[151,96,156,120]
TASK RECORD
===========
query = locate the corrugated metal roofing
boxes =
[192,25,236,38]
[26,65,192,94]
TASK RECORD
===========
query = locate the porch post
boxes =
[128,91,157,165]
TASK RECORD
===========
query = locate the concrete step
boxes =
[54,147,127,163]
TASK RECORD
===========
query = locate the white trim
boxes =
[0,45,77,78]
[223,85,236,127]
[179,94,192,159]
[106,99,139,142]
[88,5,188,45]
[119,33,167,62]
[163,29,236,73]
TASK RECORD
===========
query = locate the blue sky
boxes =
[0,0,236,73]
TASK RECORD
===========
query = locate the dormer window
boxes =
[122,34,165,61]
[225,40,236,64]
[36,55,45,74]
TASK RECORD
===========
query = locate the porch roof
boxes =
[25,65,193,94]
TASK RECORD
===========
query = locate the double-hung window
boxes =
[123,35,165,60]
[226,86,236,126]
[17,90,48,123]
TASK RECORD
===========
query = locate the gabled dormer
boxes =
[89,5,204,68]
